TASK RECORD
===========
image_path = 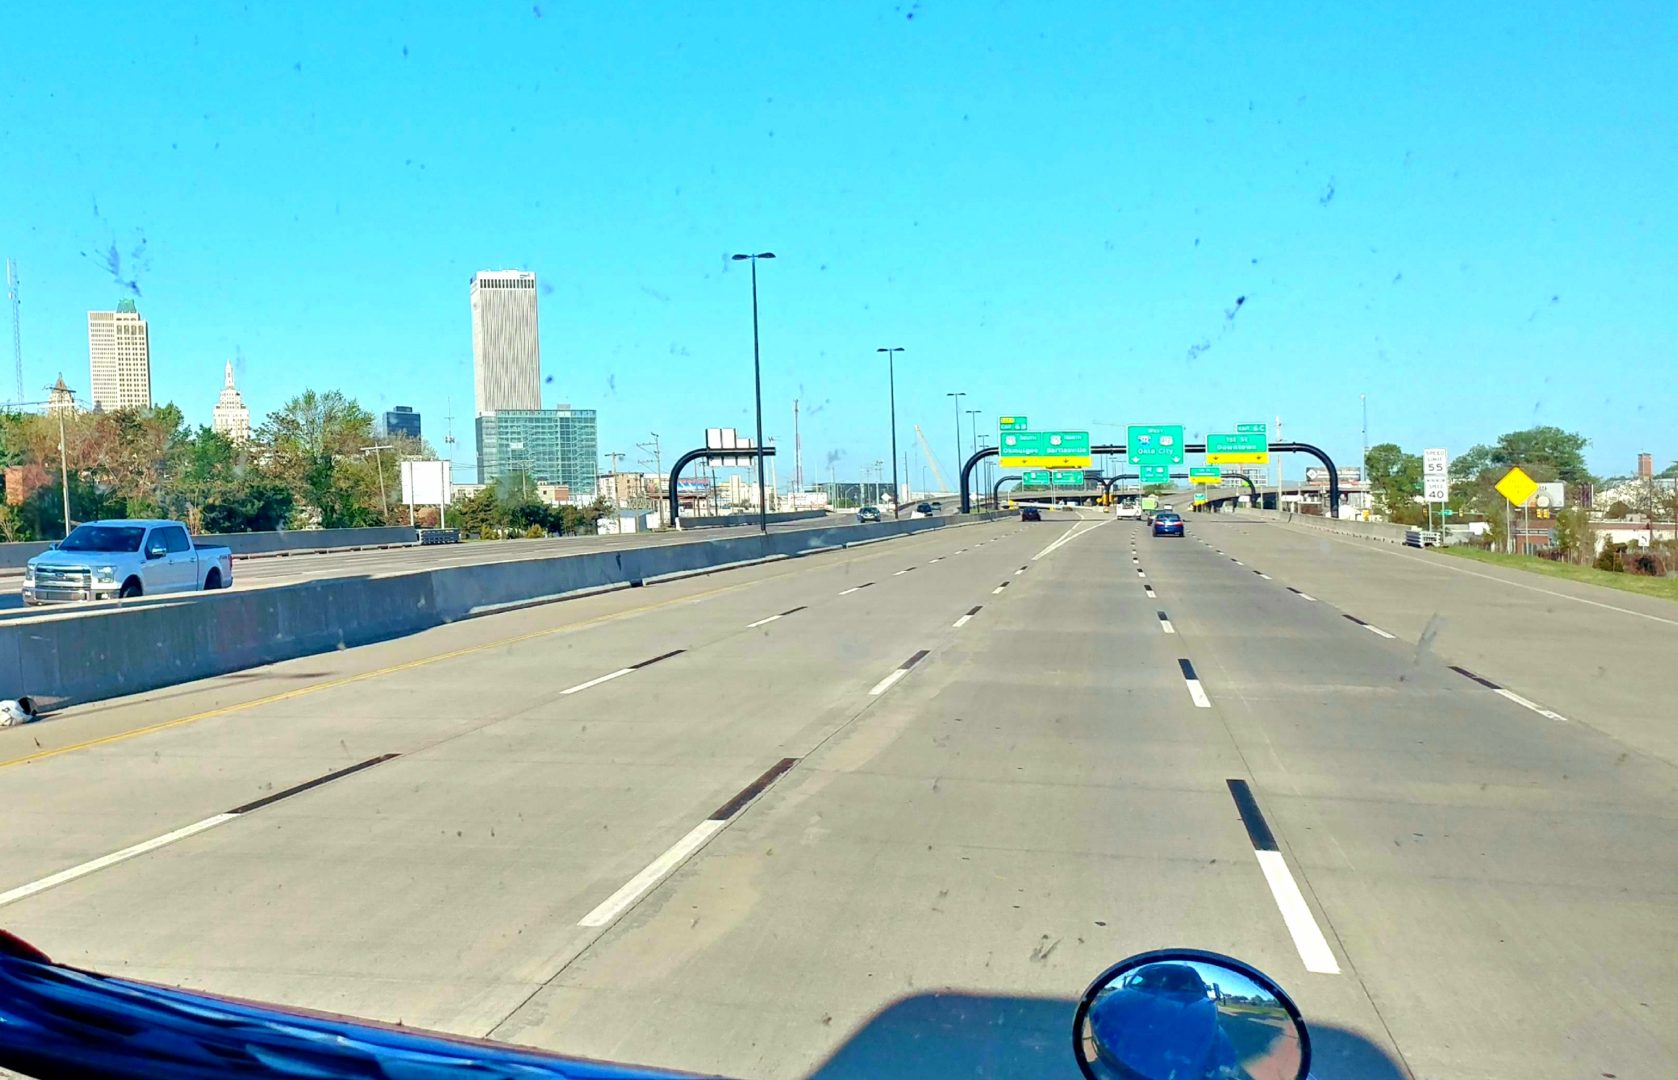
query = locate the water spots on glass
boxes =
[640,286,671,303]
[544,375,554,384]
[1319,178,1336,206]
[532,4,543,16]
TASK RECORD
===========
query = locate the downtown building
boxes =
[87,299,152,410]
[211,360,251,443]
[470,270,597,498]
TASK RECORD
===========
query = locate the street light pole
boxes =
[946,392,966,494]
[877,347,904,517]
[1360,393,1368,517]
[731,251,777,532]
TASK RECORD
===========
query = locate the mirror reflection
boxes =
[1078,957,1305,1080]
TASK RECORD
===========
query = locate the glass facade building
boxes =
[476,407,598,498]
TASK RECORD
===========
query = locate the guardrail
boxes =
[417,529,461,545]
[679,510,830,529]
[0,513,1007,709]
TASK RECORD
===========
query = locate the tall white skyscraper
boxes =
[470,270,541,416]
[87,299,152,411]
[212,360,251,443]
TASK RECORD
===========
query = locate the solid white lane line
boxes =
[868,669,909,695]
[1255,850,1343,975]
[578,820,726,928]
[1495,688,1570,722]
[0,813,238,908]
[561,668,634,695]
[746,614,782,628]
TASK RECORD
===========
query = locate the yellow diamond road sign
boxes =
[1495,466,1539,507]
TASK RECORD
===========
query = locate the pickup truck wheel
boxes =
[118,578,143,599]
[203,569,222,590]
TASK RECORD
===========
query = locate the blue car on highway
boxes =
[1151,511,1185,538]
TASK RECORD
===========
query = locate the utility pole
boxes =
[604,451,625,511]
[7,259,22,405]
[946,391,967,491]
[792,400,803,500]
[636,433,663,519]
[1274,415,1284,513]
[730,251,776,533]
[361,444,394,522]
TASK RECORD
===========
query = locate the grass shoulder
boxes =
[1435,546,1678,602]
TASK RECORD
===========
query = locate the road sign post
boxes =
[1127,424,1186,466]
[1423,448,1449,532]
[1189,466,1223,485]
[998,430,1091,470]
[1205,432,1270,465]
[1495,466,1539,555]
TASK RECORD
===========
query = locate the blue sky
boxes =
[4,2,1673,483]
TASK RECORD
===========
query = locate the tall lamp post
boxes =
[877,347,904,516]
[946,392,966,495]
[731,251,776,532]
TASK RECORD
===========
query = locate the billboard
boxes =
[400,460,452,506]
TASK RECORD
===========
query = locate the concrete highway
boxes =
[0,510,1672,1078]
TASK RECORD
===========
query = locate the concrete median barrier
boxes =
[0,511,1007,710]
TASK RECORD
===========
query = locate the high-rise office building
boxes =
[381,405,421,440]
[475,405,597,498]
[211,360,251,443]
[470,270,541,417]
[87,299,152,411]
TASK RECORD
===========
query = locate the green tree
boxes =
[257,391,379,528]
[1488,426,1593,484]
[1364,443,1427,524]
[1552,506,1595,564]
[449,487,504,536]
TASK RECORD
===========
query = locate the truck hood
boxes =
[27,554,126,570]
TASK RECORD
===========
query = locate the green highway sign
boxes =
[1193,491,1208,504]
[1189,466,1223,485]
[1236,422,1267,435]
[1052,469,1084,486]
[999,430,1091,469]
[1440,508,1456,517]
[1206,431,1270,465]
[999,416,1028,432]
[1022,469,1053,486]
[1139,463,1170,484]
[1127,424,1186,465]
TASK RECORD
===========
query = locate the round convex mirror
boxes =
[1072,949,1309,1080]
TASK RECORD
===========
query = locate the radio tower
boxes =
[5,259,21,405]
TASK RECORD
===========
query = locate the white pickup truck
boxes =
[22,519,234,605]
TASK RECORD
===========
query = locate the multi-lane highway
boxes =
[1,511,1672,1078]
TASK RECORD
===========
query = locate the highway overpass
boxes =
[0,509,1671,1078]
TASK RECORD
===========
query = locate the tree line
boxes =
[1362,424,1675,562]
[0,390,609,541]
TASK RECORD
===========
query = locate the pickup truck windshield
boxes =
[57,526,147,553]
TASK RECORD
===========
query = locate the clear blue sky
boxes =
[4,2,1673,484]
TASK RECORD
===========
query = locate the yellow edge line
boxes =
[0,576,759,771]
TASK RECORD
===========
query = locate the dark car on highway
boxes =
[856,506,882,523]
[1151,511,1185,537]
[1021,506,1042,522]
